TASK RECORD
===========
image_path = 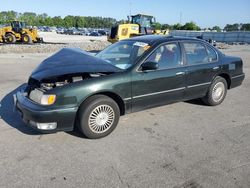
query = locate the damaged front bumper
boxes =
[14,90,77,133]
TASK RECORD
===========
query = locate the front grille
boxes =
[110,25,118,39]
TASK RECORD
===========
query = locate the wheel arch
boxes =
[5,32,15,36]
[79,91,126,116]
[217,73,231,89]
[5,31,14,34]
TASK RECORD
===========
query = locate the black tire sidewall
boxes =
[78,95,120,139]
[22,34,32,44]
[5,33,16,43]
[203,76,227,106]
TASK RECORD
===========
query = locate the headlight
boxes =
[41,94,56,105]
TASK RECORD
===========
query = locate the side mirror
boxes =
[141,61,158,71]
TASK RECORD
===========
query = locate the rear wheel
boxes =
[5,33,16,43]
[78,95,120,139]
[202,76,227,106]
[22,34,32,44]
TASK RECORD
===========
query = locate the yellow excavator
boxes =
[0,21,43,44]
[108,14,169,43]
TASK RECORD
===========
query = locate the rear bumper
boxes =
[15,91,77,133]
[230,73,245,89]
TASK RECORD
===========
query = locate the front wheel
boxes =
[202,76,227,106]
[78,95,120,139]
[22,34,32,44]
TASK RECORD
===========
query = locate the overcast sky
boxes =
[1,0,250,28]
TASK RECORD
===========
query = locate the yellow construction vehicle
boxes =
[108,14,169,43]
[0,21,43,44]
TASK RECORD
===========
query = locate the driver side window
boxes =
[146,43,181,70]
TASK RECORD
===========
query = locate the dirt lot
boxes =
[0,32,110,53]
[0,43,249,188]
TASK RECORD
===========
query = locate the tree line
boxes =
[0,11,250,31]
[158,22,250,32]
[0,11,116,28]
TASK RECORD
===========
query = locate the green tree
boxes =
[0,11,18,23]
[117,19,128,24]
[181,22,200,30]
[212,26,221,32]
[172,23,182,30]
[75,16,85,28]
[44,17,53,26]
[36,13,48,26]
[51,16,63,27]
[19,12,37,25]
[161,24,172,30]
[240,23,250,31]
[63,15,75,28]
[152,22,162,30]
[224,24,239,31]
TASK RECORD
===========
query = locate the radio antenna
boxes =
[129,1,132,17]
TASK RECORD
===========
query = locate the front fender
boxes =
[48,72,131,108]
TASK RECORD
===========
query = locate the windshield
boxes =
[96,41,150,70]
[131,15,153,28]
[11,21,26,28]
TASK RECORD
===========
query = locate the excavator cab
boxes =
[131,14,155,34]
[11,21,26,33]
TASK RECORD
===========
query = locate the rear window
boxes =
[183,42,208,65]
[206,45,218,62]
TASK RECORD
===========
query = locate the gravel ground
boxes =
[0,32,110,53]
[39,32,107,43]
[0,44,249,188]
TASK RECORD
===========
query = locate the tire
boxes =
[22,34,32,44]
[5,33,16,43]
[202,76,227,106]
[77,95,120,139]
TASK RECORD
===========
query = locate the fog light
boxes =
[29,120,37,127]
[37,122,57,130]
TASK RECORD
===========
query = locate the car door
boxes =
[131,42,186,112]
[181,41,220,100]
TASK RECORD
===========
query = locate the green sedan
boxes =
[15,35,245,138]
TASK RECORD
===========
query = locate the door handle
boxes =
[213,66,219,70]
[176,72,185,75]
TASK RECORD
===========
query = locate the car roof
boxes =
[124,35,206,45]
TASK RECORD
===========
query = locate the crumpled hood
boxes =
[31,48,122,81]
